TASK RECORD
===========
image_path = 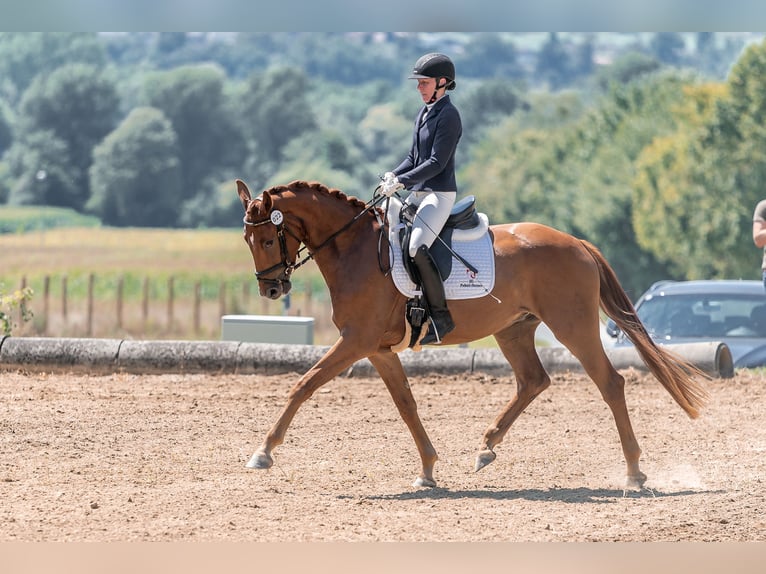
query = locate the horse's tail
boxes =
[580,240,709,419]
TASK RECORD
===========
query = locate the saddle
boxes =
[385,195,494,351]
[398,195,482,284]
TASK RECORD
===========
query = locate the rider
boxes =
[379,52,462,345]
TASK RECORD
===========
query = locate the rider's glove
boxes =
[380,176,404,197]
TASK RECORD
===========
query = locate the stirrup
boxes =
[419,314,455,345]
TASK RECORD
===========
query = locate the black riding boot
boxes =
[413,244,455,345]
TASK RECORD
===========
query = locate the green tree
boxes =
[266,128,362,193]
[0,32,106,104]
[457,34,524,79]
[680,39,766,278]
[15,63,120,210]
[239,67,317,175]
[284,33,401,85]
[632,83,727,278]
[357,102,412,179]
[88,107,181,226]
[459,79,526,145]
[650,32,686,67]
[572,35,595,79]
[463,72,691,295]
[535,33,572,90]
[141,64,245,200]
[594,51,662,92]
[0,101,11,155]
[6,130,78,207]
[562,73,696,293]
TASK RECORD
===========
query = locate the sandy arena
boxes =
[1,367,765,542]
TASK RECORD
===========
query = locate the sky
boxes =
[0,0,762,32]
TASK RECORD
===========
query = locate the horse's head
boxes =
[237,179,300,300]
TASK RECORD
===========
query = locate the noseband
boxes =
[243,209,303,284]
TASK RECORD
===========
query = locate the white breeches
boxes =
[405,191,456,258]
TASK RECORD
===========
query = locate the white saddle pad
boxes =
[387,201,495,301]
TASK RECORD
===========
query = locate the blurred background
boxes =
[2,30,766,343]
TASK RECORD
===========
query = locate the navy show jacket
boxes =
[393,94,462,192]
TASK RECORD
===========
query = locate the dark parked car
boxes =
[606,279,766,368]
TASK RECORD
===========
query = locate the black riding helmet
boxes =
[408,53,456,103]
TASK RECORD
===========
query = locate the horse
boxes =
[236,178,709,489]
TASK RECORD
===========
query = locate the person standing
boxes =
[752,199,766,290]
[379,52,462,344]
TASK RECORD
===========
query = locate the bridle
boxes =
[243,192,388,285]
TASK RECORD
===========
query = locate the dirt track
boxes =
[1,367,765,542]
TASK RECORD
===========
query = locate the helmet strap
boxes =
[428,79,448,104]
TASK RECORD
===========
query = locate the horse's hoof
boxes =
[474,449,496,472]
[413,476,437,488]
[245,450,273,470]
[625,471,647,490]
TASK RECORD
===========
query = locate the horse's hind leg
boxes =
[554,322,646,489]
[368,351,439,488]
[476,325,551,472]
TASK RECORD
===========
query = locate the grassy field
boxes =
[1,225,336,342]
[0,205,100,234]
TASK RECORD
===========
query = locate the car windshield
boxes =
[636,293,766,340]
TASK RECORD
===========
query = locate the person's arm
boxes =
[753,218,766,248]
[396,109,461,188]
[753,201,766,247]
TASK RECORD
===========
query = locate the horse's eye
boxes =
[264,239,274,248]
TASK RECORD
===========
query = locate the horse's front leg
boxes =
[368,351,438,488]
[246,336,363,471]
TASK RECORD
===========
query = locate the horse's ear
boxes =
[236,179,251,211]
[261,191,273,212]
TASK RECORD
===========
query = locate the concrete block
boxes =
[222,315,314,345]
[398,347,474,376]
[180,340,241,373]
[236,342,330,374]
[0,337,121,373]
[117,340,186,373]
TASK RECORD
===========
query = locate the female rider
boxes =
[380,52,462,344]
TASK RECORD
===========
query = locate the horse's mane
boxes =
[264,180,373,213]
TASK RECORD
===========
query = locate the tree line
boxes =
[0,32,763,296]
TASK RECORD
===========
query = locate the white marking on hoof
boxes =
[474,449,496,472]
[413,476,437,488]
[246,450,273,470]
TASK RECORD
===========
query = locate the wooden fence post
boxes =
[19,276,26,328]
[61,275,68,322]
[142,277,149,329]
[42,275,50,334]
[219,281,226,317]
[194,281,201,335]
[86,273,95,337]
[116,275,124,330]
[167,276,174,330]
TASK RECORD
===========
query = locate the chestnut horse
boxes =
[236,179,708,489]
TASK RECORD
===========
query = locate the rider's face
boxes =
[416,78,437,102]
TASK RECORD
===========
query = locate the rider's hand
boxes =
[380,176,404,197]
[383,171,396,183]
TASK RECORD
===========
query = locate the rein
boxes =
[243,193,388,282]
